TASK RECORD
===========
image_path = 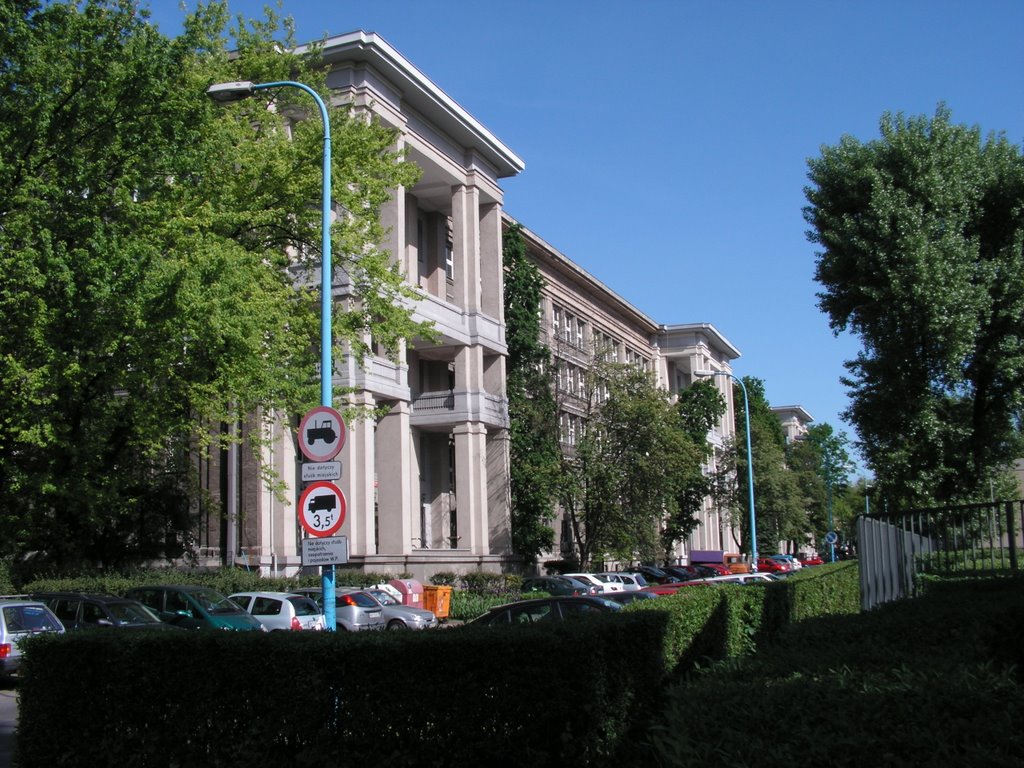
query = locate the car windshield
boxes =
[107,602,161,624]
[287,596,322,616]
[340,592,380,608]
[188,588,242,614]
[366,590,398,606]
[3,604,60,633]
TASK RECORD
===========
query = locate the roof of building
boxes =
[299,31,525,179]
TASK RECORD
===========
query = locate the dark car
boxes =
[521,576,597,597]
[634,565,680,585]
[663,564,706,581]
[124,585,265,631]
[467,596,622,627]
[31,592,176,631]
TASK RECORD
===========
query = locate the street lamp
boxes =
[694,369,758,571]
[207,79,337,627]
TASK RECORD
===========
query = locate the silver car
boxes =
[229,591,326,631]
[294,587,385,632]
[0,598,65,678]
[361,588,438,630]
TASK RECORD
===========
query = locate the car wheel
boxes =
[387,620,408,630]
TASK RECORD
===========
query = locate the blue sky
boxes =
[148,0,1024,474]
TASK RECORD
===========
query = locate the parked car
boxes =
[228,592,326,631]
[361,588,438,630]
[124,585,265,631]
[31,592,176,631]
[692,562,732,577]
[595,572,648,591]
[563,573,624,593]
[770,554,802,570]
[692,573,781,585]
[294,587,386,632]
[602,590,658,606]
[756,557,791,574]
[799,553,825,567]
[0,598,64,678]
[521,576,597,597]
[663,565,706,581]
[467,596,622,627]
[634,565,680,584]
[641,581,708,596]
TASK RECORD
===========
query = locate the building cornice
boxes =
[297,31,525,179]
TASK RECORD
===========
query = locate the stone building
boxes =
[197,31,745,581]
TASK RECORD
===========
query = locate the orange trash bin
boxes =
[422,585,452,620]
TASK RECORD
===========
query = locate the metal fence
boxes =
[857,500,1023,611]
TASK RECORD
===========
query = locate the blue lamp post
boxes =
[207,80,337,628]
[695,369,758,572]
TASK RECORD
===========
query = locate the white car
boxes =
[595,572,647,592]
[698,573,780,585]
[564,573,624,594]
[0,598,65,677]
[229,591,326,631]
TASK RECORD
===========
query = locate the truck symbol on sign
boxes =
[308,494,337,514]
[306,419,337,445]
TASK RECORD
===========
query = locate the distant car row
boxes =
[0,581,443,677]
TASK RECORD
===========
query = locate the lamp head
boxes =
[206,81,257,104]
[692,369,716,377]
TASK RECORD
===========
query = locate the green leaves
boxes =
[0,0,428,567]
[806,105,1024,506]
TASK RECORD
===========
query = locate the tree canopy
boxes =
[805,106,1024,507]
[560,362,704,568]
[0,0,426,569]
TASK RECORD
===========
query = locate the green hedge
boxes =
[15,564,862,767]
[627,574,1024,766]
[18,610,668,768]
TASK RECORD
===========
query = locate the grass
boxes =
[623,577,1024,767]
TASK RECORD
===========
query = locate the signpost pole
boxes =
[207,79,339,630]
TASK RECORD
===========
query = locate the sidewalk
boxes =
[0,686,16,768]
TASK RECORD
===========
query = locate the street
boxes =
[0,681,16,768]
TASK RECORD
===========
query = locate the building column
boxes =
[487,428,511,553]
[451,182,481,313]
[454,421,489,555]
[374,401,414,555]
[340,392,378,558]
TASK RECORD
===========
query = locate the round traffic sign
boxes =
[298,481,346,537]
[824,530,839,545]
[298,406,346,462]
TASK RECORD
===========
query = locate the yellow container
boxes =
[422,585,452,619]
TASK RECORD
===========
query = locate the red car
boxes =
[756,557,791,573]
[640,581,707,596]
[799,554,825,567]
[694,562,732,577]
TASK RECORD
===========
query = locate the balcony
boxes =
[410,389,508,429]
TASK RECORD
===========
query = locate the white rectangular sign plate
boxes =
[301,535,349,567]
[301,461,342,482]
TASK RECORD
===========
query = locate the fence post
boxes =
[1007,501,1018,574]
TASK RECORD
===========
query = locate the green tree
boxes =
[726,377,804,555]
[503,223,559,560]
[0,0,426,569]
[787,423,855,547]
[805,105,1024,508]
[661,380,725,556]
[561,363,701,568]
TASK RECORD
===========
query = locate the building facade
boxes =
[773,405,814,443]
[197,31,746,581]
[515,223,744,568]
